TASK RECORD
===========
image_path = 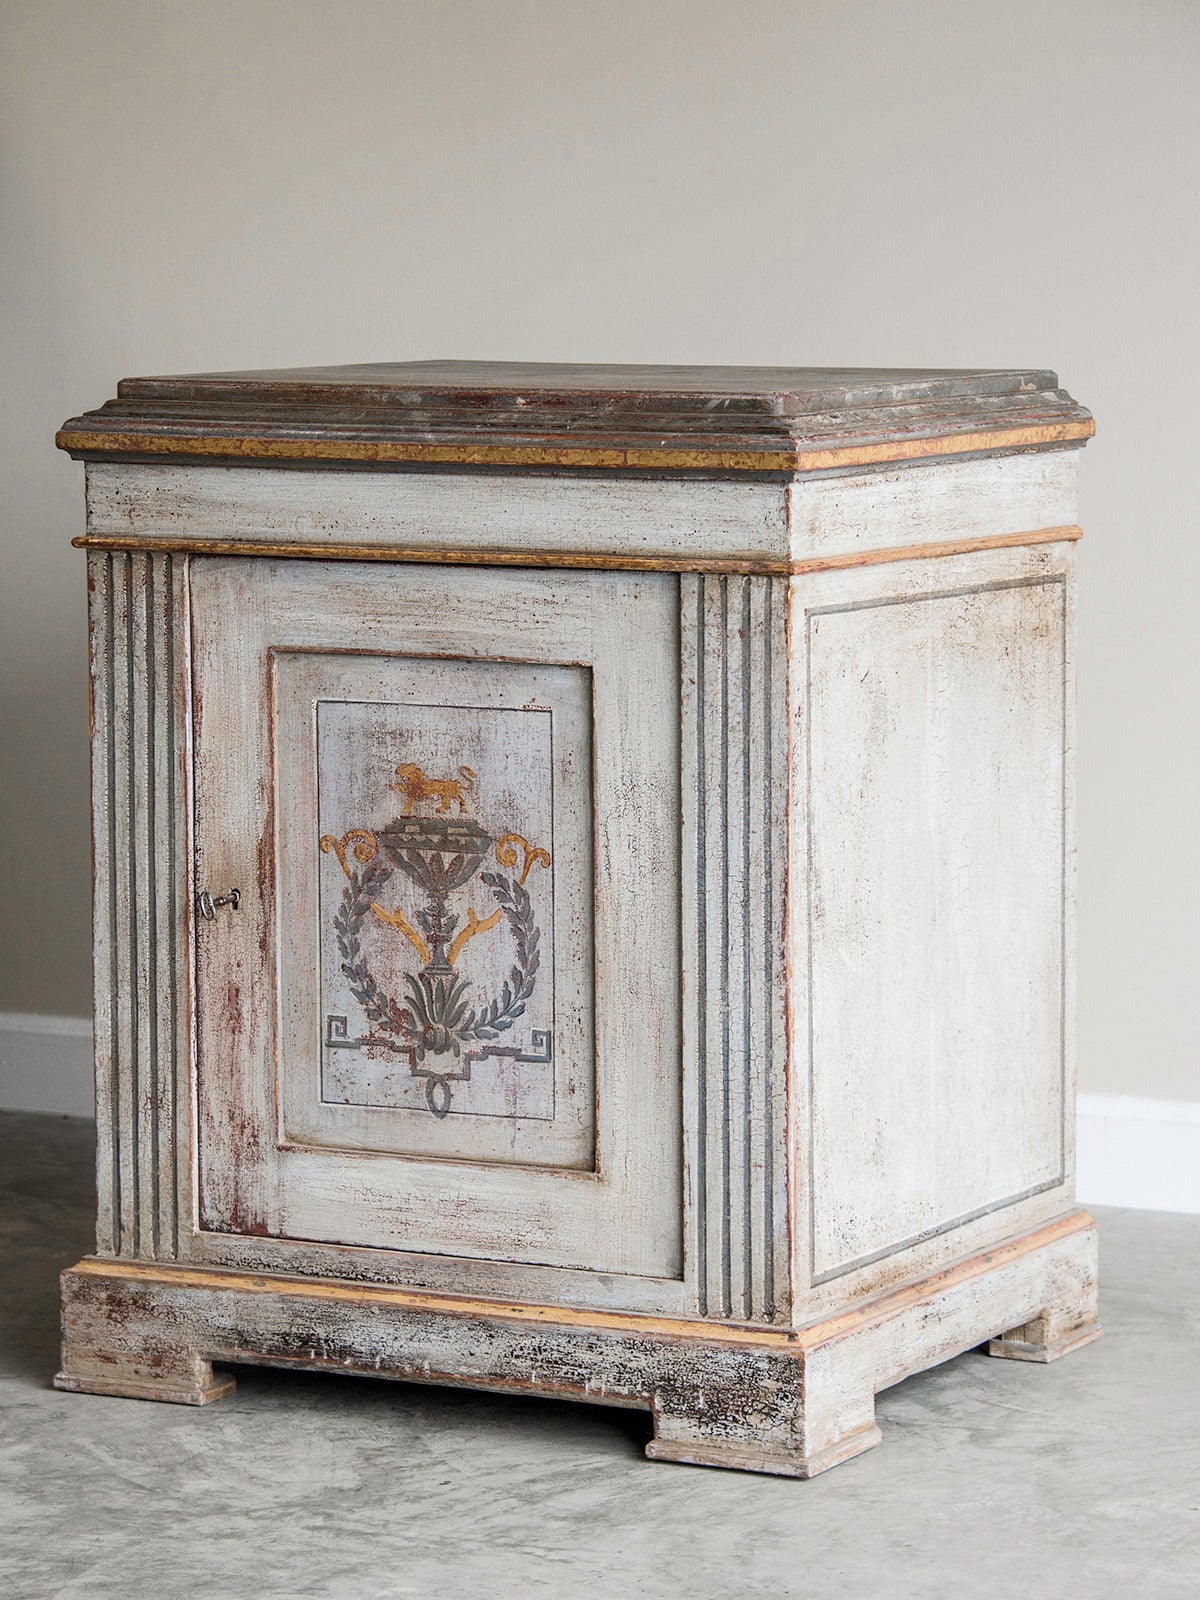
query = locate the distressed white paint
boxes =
[86,549,191,1262]
[190,558,682,1280]
[66,443,1101,1474]
[273,650,594,1166]
[806,565,1068,1279]
[85,450,1081,570]
[679,574,790,1324]
[787,538,1079,1318]
[788,449,1080,562]
[86,461,790,562]
[55,1213,1101,1478]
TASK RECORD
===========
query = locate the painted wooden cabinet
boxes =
[54,362,1101,1477]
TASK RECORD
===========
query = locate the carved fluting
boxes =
[681,574,789,1322]
[89,551,187,1260]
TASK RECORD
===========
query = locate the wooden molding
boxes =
[789,523,1082,574]
[55,360,1095,478]
[71,532,788,575]
[793,421,1093,472]
[57,420,1094,475]
[56,1210,1100,1476]
[65,1207,1095,1350]
[57,429,796,474]
[72,523,1083,576]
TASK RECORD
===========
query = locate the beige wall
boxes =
[1,0,1197,1101]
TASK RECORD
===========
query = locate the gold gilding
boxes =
[56,419,1095,474]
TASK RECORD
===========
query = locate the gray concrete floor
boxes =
[1,1109,1197,1600]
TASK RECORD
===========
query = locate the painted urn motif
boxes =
[321,762,551,1117]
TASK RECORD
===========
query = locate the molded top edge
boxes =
[112,361,1059,411]
[58,361,1093,476]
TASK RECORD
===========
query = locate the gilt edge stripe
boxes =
[71,525,1084,575]
[56,420,1095,473]
[65,1209,1095,1351]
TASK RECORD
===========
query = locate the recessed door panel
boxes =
[274,650,594,1168]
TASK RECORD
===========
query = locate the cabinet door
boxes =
[191,558,682,1279]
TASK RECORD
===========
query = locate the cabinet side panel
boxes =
[681,575,789,1322]
[88,549,187,1260]
[802,556,1070,1285]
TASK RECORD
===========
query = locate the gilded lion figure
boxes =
[392,762,477,815]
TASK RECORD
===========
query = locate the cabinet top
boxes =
[58,360,1092,478]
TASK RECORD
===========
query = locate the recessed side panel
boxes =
[274,651,594,1169]
[806,568,1067,1283]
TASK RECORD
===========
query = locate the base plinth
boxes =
[56,1210,1100,1479]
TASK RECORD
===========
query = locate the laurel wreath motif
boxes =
[333,859,412,1036]
[332,862,540,1059]
[471,871,540,1039]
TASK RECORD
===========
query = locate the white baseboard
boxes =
[1,1013,1197,1214]
[1076,1092,1200,1216]
[0,1012,94,1118]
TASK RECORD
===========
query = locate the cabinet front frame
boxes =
[188,557,685,1290]
[83,526,1079,1332]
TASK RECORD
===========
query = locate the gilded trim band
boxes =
[72,524,1084,577]
[56,419,1095,475]
[62,1208,1095,1350]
